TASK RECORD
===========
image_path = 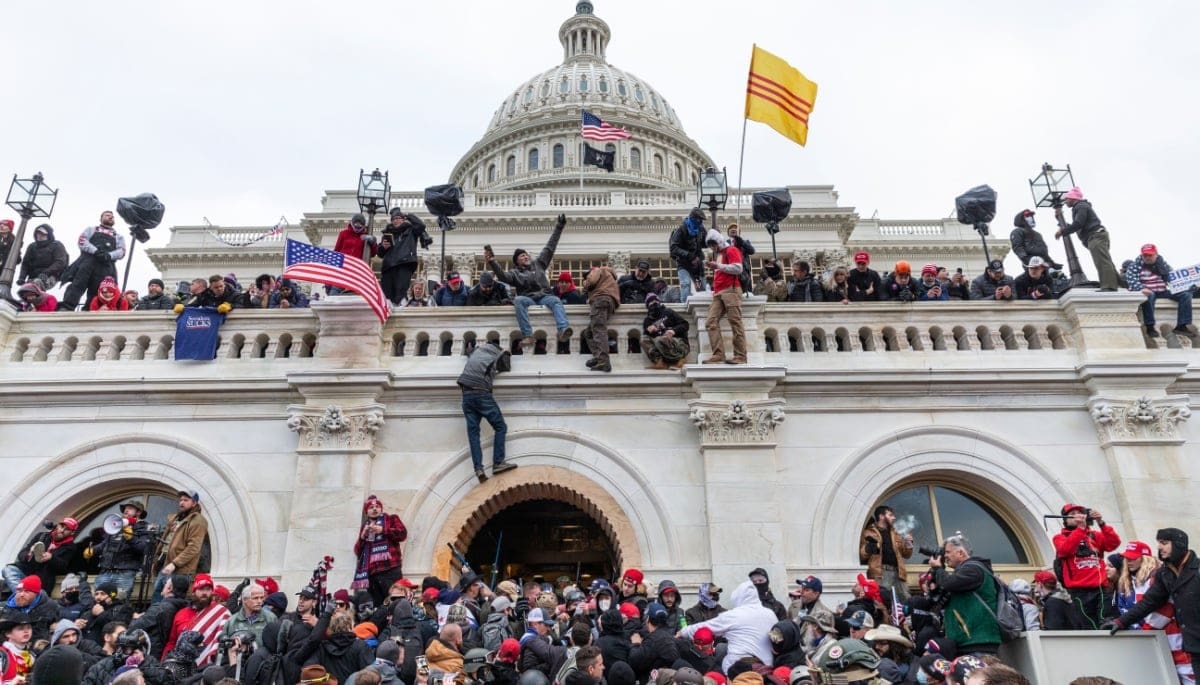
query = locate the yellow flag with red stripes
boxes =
[745,45,819,147]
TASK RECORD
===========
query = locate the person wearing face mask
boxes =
[641,293,690,370]
[684,583,725,626]
[592,581,616,616]
[1009,209,1062,270]
[1106,528,1200,669]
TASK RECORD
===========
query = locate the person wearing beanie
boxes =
[1009,209,1062,269]
[331,213,377,293]
[669,208,709,303]
[616,569,647,605]
[17,223,68,291]
[134,277,176,310]
[353,495,409,606]
[581,264,620,372]
[58,210,127,311]
[378,207,432,306]
[466,270,511,306]
[642,293,690,370]
[1054,186,1121,291]
[554,270,587,305]
[1052,503,1121,629]
[678,581,776,672]
[32,643,86,685]
[268,278,310,309]
[87,275,130,311]
[485,214,573,351]
[882,260,921,303]
[702,227,747,364]
[917,263,948,301]
[1107,529,1200,656]
[747,569,787,621]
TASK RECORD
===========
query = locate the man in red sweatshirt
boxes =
[1052,502,1121,629]
[330,213,377,294]
[702,228,746,364]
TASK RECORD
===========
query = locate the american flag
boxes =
[282,238,390,322]
[581,110,631,141]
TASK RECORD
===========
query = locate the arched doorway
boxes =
[463,499,620,587]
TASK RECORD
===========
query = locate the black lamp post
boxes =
[356,168,389,261]
[698,166,728,235]
[1030,162,1090,287]
[0,172,58,302]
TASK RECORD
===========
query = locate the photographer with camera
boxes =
[859,506,914,602]
[82,628,166,685]
[1053,503,1121,630]
[1014,257,1057,301]
[928,534,1003,657]
[378,208,433,307]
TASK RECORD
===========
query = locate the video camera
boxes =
[218,629,257,653]
[116,629,151,655]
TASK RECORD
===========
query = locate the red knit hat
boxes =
[17,576,41,593]
[1032,570,1057,588]
[704,673,726,685]
[214,585,231,602]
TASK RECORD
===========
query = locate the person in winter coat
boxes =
[1054,186,1120,291]
[17,223,69,289]
[1107,528,1200,669]
[928,534,1001,655]
[747,569,787,621]
[434,273,470,307]
[582,265,619,372]
[654,581,686,633]
[518,610,568,678]
[4,518,79,597]
[4,575,62,643]
[970,260,1015,301]
[847,251,882,301]
[684,583,725,626]
[679,581,776,672]
[881,262,921,303]
[784,261,823,303]
[1008,579,1041,633]
[555,271,587,305]
[269,278,311,309]
[345,639,404,685]
[403,280,433,307]
[859,505,915,602]
[84,583,134,644]
[56,574,93,624]
[596,608,631,670]
[467,272,511,306]
[1052,503,1121,630]
[353,496,408,607]
[1126,243,1194,337]
[1010,209,1062,269]
[378,209,432,306]
[822,267,851,304]
[0,219,14,269]
[330,213,376,295]
[88,276,130,311]
[134,279,176,310]
[1014,257,1057,301]
[16,281,57,312]
[487,215,572,350]
[641,294,689,370]
[727,224,756,294]
[33,643,89,685]
[673,626,718,674]
[619,261,656,305]
[766,620,806,668]
[129,575,191,652]
[917,264,949,301]
[482,596,515,651]
[152,491,208,601]
[628,602,679,684]
[60,211,127,311]
[1031,570,1072,630]
[297,610,374,685]
[669,208,708,303]
[457,340,516,484]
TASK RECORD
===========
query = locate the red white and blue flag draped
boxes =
[581,110,632,141]
[282,239,390,322]
[205,216,288,247]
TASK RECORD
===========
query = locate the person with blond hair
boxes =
[298,609,373,685]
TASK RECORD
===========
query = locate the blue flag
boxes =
[174,307,225,360]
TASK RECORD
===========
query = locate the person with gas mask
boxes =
[1052,503,1121,630]
[1010,209,1062,270]
[1106,528,1200,670]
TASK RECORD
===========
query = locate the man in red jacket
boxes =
[702,229,747,365]
[1052,502,1121,629]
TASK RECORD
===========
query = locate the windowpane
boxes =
[506,155,516,177]
[528,148,539,171]
[879,486,938,557]
[553,144,565,169]
[933,487,1028,564]
[630,147,641,171]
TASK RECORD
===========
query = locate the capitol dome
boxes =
[449,1,715,191]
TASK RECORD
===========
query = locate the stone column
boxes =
[686,366,788,587]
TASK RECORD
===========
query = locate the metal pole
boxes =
[978,227,991,266]
[734,118,749,227]
[1053,202,1092,287]
[0,211,32,302]
[770,229,778,262]
[120,237,138,294]
[363,208,376,262]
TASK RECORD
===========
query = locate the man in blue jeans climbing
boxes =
[457,340,518,483]
[487,214,573,351]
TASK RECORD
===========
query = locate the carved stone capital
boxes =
[607,250,631,276]
[287,403,385,454]
[689,399,785,445]
[1088,395,1192,446]
[450,252,478,283]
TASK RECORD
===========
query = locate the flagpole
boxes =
[734,116,749,227]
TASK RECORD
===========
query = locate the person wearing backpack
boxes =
[1052,503,1121,630]
[929,534,1002,656]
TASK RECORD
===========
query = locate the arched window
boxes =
[553,144,565,169]
[472,173,479,188]
[599,77,609,94]
[73,488,213,579]
[673,162,682,180]
[634,85,645,103]
[524,86,534,104]
[653,154,664,175]
[528,148,539,171]
[874,483,1030,564]
[541,80,551,98]
[506,155,516,177]
[579,75,589,92]
[560,77,571,94]
[487,164,496,183]
[617,80,627,97]
[630,147,641,171]
[651,93,660,112]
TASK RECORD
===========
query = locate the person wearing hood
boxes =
[642,293,690,370]
[33,643,87,685]
[669,208,708,303]
[377,598,423,685]
[378,208,432,307]
[241,620,285,685]
[1107,528,1200,665]
[59,211,127,311]
[482,596,515,651]
[929,534,1001,655]
[17,281,58,312]
[1054,186,1121,291]
[133,279,176,310]
[555,271,587,305]
[655,581,685,633]
[1009,209,1062,269]
[269,278,310,309]
[679,581,776,672]
[486,214,572,350]
[353,496,409,607]
[628,602,680,684]
[128,574,191,653]
[330,213,377,295]
[702,228,747,365]
[766,620,806,669]
[1052,503,1121,630]
[684,583,725,626]
[596,608,631,671]
[582,265,619,372]
[467,271,511,306]
[17,223,68,290]
[297,610,374,685]
[747,569,787,621]
[1007,579,1041,634]
[345,638,404,685]
[88,276,130,311]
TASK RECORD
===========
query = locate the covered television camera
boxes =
[751,188,791,235]
[955,185,997,236]
[117,193,166,243]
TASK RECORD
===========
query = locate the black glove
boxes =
[419,234,434,249]
[94,251,110,264]
[364,235,377,246]
[514,596,529,620]
[864,538,880,556]
[1102,620,1121,635]
[555,213,567,230]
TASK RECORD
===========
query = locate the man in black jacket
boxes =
[135,280,178,311]
[1010,210,1062,269]
[18,224,69,290]
[3,518,79,596]
[847,251,882,301]
[458,341,516,484]
[1014,257,1057,301]
[785,261,823,303]
[466,272,512,306]
[669,209,707,303]
[619,260,656,305]
[378,209,432,306]
[1107,528,1200,665]
[60,211,127,311]
[642,294,690,370]
[487,214,572,350]
[1055,187,1120,291]
[89,500,153,599]
[628,602,679,684]
[84,583,135,644]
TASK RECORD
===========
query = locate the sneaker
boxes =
[728,356,748,365]
[520,336,536,350]
[557,327,574,343]
[590,362,612,372]
[702,355,727,364]
[585,358,599,368]
[493,462,518,475]
[1145,325,1159,338]
[1173,324,1196,337]
[475,468,488,483]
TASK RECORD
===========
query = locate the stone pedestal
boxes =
[686,293,767,364]
[311,297,384,368]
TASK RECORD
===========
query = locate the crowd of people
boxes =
[0,491,1190,685]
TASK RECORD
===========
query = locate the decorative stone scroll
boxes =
[1089,395,1192,444]
[689,399,785,445]
[287,403,385,451]
[607,250,631,276]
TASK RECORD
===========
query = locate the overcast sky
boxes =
[3,0,1198,291]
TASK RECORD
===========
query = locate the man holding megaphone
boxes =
[85,500,153,599]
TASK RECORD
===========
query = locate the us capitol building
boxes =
[1,1,1195,609]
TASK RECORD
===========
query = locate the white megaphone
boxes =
[103,514,125,536]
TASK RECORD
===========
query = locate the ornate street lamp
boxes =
[1030,162,1090,287]
[0,172,58,302]
[356,168,389,261]
[698,166,728,231]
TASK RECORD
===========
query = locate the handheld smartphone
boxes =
[416,656,429,676]
[483,244,494,260]
[956,267,963,274]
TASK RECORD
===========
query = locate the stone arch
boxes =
[810,425,1071,568]
[0,433,260,576]
[402,429,677,579]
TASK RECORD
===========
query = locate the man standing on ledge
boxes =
[353,495,409,606]
[487,214,572,351]
[458,340,517,484]
[702,228,746,365]
[1055,186,1120,291]
[153,490,208,603]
